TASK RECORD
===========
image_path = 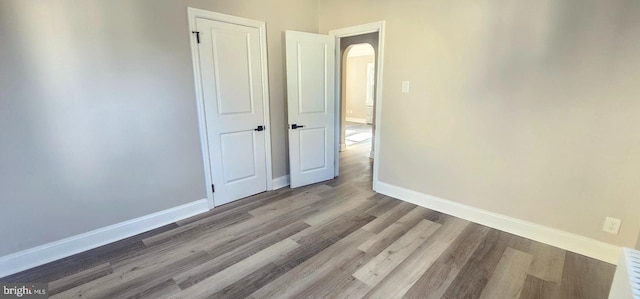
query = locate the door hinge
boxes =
[211,184,215,193]
[192,31,200,44]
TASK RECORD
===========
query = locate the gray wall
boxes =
[0,0,318,257]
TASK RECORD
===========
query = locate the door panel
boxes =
[286,31,335,188]
[299,128,327,172]
[197,18,267,206]
[212,29,254,115]
[220,131,257,183]
[298,43,328,114]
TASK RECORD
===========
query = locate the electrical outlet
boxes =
[602,217,622,234]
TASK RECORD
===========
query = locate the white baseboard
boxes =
[0,199,209,278]
[374,181,621,264]
[272,175,290,190]
[340,143,347,152]
[346,117,367,124]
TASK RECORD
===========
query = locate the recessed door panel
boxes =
[299,128,326,172]
[220,131,257,183]
[212,29,253,115]
[298,43,327,114]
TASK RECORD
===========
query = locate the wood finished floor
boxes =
[1,142,615,298]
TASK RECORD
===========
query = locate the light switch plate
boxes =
[401,81,410,93]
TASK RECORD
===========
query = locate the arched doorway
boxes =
[341,43,375,157]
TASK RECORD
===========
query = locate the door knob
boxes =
[291,124,304,129]
[254,125,264,131]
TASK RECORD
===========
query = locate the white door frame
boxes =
[187,7,273,209]
[329,21,386,191]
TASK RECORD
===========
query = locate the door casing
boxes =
[329,21,386,191]
[187,7,273,209]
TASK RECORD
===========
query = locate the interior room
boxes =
[1,0,639,298]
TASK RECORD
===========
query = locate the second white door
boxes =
[285,31,336,188]
[196,18,268,206]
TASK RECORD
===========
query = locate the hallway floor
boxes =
[345,121,372,148]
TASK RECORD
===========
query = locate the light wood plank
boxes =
[51,251,212,299]
[173,220,309,289]
[208,262,288,299]
[360,201,416,233]
[364,194,399,217]
[519,274,558,299]
[402,223,491,299]
[310,250,377,298]
[249,229,374,299]
[289,194,380,245]
[304,192,373,226]
[553,252,616,299]
[248,184,331,217]
[330,276,373,299]
[117,192,320,274]
[317,181,362,200]
[174,190,281,227]
[441,230,513,299]
[526,241,566,283]
[358,206,432,253]
[170,238,299,299]
[296,269,363,298]
[354,219,441,286]
[48,263,112,295]
[363,217,469,298]
[479,247,533,299]
[135,279,181,299]
[142,211,253,247]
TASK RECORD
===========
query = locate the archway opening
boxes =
[342,43,375,156]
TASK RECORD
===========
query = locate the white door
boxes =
[285,31,335,188]
[196,18,268,206]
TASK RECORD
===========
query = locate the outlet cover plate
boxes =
[602,217,622,234]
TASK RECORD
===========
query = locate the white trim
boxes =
[375,181,622,264]
[330,22,381,36]
[272,175,291,190]
[256,15,274,191]
[329,21,386,186]
[0,199,209,278]
[187,9,214,209]
[345,117,367,124]
[187,8,274,209]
